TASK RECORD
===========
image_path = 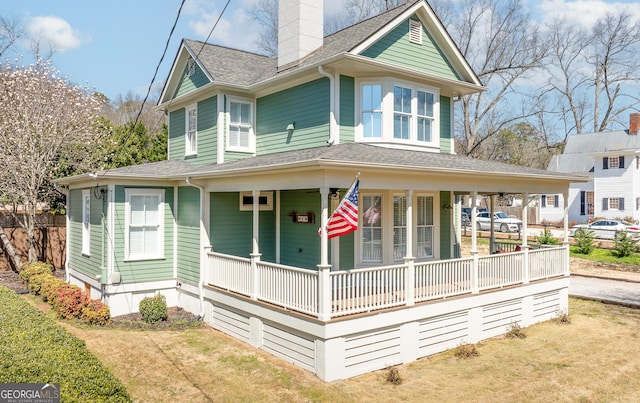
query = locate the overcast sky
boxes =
[2,0,639,102]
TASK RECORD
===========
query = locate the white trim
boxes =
[217,95,225,163]
[173,185,178,279]
[185,103,197,156]
[226,95,256,153]
[124,188,165,261]
[107,184,116,283]
[81,189,90,256]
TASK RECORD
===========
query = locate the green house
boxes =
[56,0,582,381]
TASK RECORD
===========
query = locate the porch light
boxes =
[286,122,295,131]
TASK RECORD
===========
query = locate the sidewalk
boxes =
[570,257,640,283]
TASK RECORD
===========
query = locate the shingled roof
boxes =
[55,143,582,184]
[182,1,419,88]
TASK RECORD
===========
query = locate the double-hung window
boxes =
[393,195,407,260]
[416,195,434,258]
[125,189,164,260]
[82,189,90,255]
[185,104,197,156]
[227,97,254,152]
[362,195,382,262]
[358,79,439,147]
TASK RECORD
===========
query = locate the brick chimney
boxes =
[630,113,640,135]
[278,0,323,69]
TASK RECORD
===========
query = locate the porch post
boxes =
[489,195,495,253]
[471,191,479,293]
[318,187,332,321]
[563,190,570,276]
[522,192,529,284]
[405,189,415,306]
[251,189,262,300]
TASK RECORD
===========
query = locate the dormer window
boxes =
[187,57,196,77]
[409,19,423,45]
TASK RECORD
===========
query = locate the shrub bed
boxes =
[0,286,131,402]
[19,262,110,324]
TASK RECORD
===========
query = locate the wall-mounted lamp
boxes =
[442,203,453,210]
[286,122,295,143]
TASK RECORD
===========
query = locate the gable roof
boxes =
[159,0,483,105]
[548,130,640,174]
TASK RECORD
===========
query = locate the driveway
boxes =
[570,275,640,309]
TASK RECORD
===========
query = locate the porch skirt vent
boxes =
[533,290,561,320]
[482,298,523,338]
[417,310,470,357]
[262,323,316,372]
[344,326,402,378]
[211,303,251,343]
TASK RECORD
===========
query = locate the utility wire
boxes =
[132,0,186,128]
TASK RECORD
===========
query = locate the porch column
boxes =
[318,187,332,321]
[522,192,529,284]
[251,189,262,300]
[563,190,570,276]
[489,195,495,253]
[471,191,479,294]
[405,189,415,306]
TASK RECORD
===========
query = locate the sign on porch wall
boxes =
[288,211,315,224]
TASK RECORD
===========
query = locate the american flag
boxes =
[325,179,359,239]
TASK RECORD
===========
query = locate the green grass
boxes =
[570,246,640,266]
[0,286,131,402]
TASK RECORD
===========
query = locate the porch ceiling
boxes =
[56,143,587,195]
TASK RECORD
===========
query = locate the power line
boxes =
[132,0,186,128]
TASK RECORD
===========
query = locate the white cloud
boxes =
[25,16,87,53]
[535,0,640,28]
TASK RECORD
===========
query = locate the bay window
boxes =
[358,79,439,147]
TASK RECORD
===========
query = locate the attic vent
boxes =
[187,58,196,77]
[409,19,422,44]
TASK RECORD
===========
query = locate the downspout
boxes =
[318,65,337,145]
[186,177,206,318]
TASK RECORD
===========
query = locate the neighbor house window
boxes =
[416,195,434,258]
[603,197,624,211]
[82,189,90,255]
[125,189,164,260]
[185,104,197,155]
[227,97,254,152]
[358,79,439,147]
[362,195,382,262]
[580,191,594,216]
[603,156,624,169]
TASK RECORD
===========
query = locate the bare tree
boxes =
[0,15,22,58]
[438,0,547,157]
[0,60,105,268]
[543,11,640,137]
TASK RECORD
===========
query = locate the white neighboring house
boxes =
[540,113,640,225]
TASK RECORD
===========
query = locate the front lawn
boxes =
[0,286,131,402]
[570,246,640,266]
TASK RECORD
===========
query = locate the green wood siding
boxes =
[173,62,210,99]
[338,233,355,270]
[279,190,320,270]
[177,187,200,284]
[68,188,107,280]
[168,109,185,160]
[439,191,452,259]
[256,78,330,155]
[168,96,217,164]
[192,96,217,165]
[362,17,459,81]
[210,192,276,261]
[439,95,451,153]
[112,186,174,283]
[339,75,355,143]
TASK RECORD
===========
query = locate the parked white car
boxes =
[476,211,522,233]
[569,220,640,239]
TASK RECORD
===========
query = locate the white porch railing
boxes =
[206,246,568,321]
